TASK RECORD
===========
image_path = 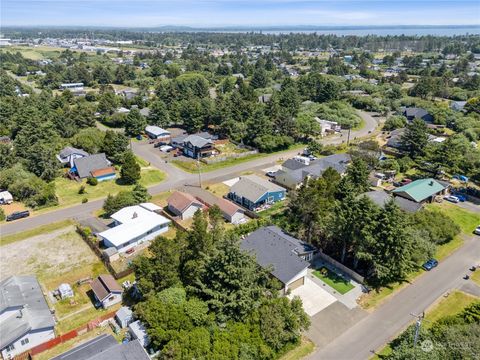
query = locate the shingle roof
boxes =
[51,334,150,360]
[73,153,111,178]
[230,175,286,203]
[241,226,311,285]
[183,135,213,149]
[282,158,309,171]
[215,197,242,217]
[392,178,448,203]
[91,275,122,302]
[167,191,203,213]
[59,147,89,160]
[362,190,422,213]
[0,275,55,349]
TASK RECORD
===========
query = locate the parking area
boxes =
[287,277,337,316]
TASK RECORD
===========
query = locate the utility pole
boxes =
[347,126,352,146]
[197,152,202,188]
[410,312,426,349]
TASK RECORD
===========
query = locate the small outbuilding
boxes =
[115,306,133,329]
[145,125,171,141]
[128,320,150,348]
[58,283,74,299]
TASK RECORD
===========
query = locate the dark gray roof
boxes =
[386,128,406,149]
[59,146,89,160]
[73,153,110,178]
[183,135,213,149]
[115,306,132,323]
[241,226,311,284]
[0,276,55,349]
[401,107,433,122]
[51,334,149,360]
[362,190,422,213]
[230,175,285,203]
[282,158,309,171]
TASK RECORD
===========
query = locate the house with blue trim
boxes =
[228,175,286,211]
[70,153,116,181]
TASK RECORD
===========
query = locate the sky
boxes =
[1,0,480,27]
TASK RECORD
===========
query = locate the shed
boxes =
[145,125,171,140]
[128,320,150,348]
[115,306,133,329]
[58,283,74,299]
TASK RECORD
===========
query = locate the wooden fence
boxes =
[14,311,117,359]
[313,251,365,284]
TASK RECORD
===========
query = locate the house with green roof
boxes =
[392,178,449,203]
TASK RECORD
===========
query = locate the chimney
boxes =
[429,181,434,186]
[132,212,138,219]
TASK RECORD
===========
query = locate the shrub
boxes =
[78,185,86,194]
[82,197,88,203]
[0,208,5,222]
[87,177,98,186]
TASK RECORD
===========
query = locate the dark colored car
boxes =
[422,258,439,271]
[6,210,30,222]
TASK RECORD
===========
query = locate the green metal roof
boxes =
[392,178,447,203]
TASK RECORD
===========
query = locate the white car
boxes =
[474,226,480,236]
[444,195,460,203]
[160,145,174,153]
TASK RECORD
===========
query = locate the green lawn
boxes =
[258,201,288,219]
[313,267,355,295]
[54,169,165,207]
[426,202,480,234]
[171,144,305,173]
[279,337,315,360]
[472,270,480,286]
[0,219,75,246]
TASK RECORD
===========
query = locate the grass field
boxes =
[279,337,315,360]
[54,168,165,207]
[472,270,480,286]
[426,202,480,234]
[313,267,355,294]
[205,182,230,197]
[0,219,75,246]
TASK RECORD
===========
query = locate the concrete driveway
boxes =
[287,278,337,316]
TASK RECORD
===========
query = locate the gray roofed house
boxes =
[282,158,310,171]
[385,128,406,149]
[401,107,434,123]
[0,276,55,358]
[275,154,351,189]
[51,334,150,360]
[73,153,112,179]
[57,147,89,168]
[241,226,314,293]
[362,190,422,213]
[182,135,215,159]
[229,175,286,211]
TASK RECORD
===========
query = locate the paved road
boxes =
[0,111,379,236]
[306,233,480,360]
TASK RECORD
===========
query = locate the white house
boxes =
[57,147,89,168]
[167,191,204,220]
[0,191,13,205]
[128,320,150,348]
[91,274,123,309]
[215,198,246,225]
[315,117,341,136]
[98,203,170,253]
[0,276,56,358]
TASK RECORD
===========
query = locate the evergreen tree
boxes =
[120,151,141,184]
[124,108,147,136]
[400,118,429,159]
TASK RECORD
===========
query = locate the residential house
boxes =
[59,83,84,91]
[281,157,311,171]
[274,154,351,190]
[90,274,123,309]
[385,128,405,149]
[0,276,55,358]
[241,226,315,294]
[145,125,170,142]
[228,175,286,211]
[400,107,434,123]
[71,153,115,181]
[363,190,422,213]
[213,197,246,224]
[167,191,204,220]
[392,178,449,204]
[51,333,150,360]
[57,147,89,168]
[315,118,341,136]
[128,320,150,348]
[115,306,133,329]
[182,135,215,158]
[98,203,170,253]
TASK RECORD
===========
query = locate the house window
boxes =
[21,338,29,346]
[267,196,274,204]
[109,296,115,302]
[6,344,15,352]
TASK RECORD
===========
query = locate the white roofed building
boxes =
[98,203,170,253]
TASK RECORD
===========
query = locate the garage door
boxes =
[288,276,305,291]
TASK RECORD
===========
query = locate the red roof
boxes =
[216,198,242,217]
[90,166,115,178]
[91,274,122,301]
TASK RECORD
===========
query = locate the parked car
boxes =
[474,226,480,236]
[422,258,439,271]
[160,145,174,153]
[452,174,469,182]
[266,171,277,178]
[6,210,30,222]
[452,193,467,202]
[126,248,135,254]
[444,195,460,203]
